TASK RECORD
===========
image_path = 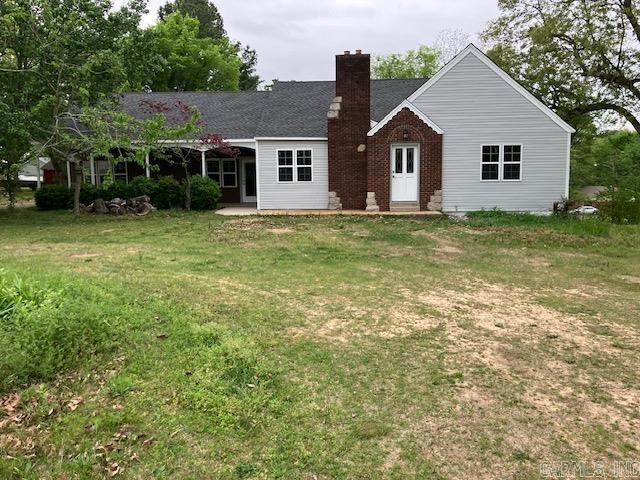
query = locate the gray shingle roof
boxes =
[120,78,427,139]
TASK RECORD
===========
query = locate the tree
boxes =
[158,0,260,90]
[434,29,470,64]
[372,46,441,79]
[483,0,640,134]
[139,99,239,210]
[149,12,240,91]
[238,45,260,91]
[0,0,146,207]
[159,0,225,39]
[41,102,150,215]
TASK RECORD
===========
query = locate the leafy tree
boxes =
[148,12,240,91]
[158,0,259,90]
[159,0,225,39]
[483,0,640,134]
[139,100,238,210]
[0,0,146,207]
[372,46,441,79]
[238,45,260,91]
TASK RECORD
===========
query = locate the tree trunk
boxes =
[6,171,18,209]
[73,159,82,216]
[184,164,191,211]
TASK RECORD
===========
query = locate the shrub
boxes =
[128,176,158,198]
[0,270,113,393]
[80,183,98,205]
[96,181,130,201]
[599,191,640,224]
[34,184,73,210]
[188,175,222,210]
[153,176,183,209]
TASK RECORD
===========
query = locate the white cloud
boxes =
[115,0,499,83]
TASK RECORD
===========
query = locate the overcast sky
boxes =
[119,0,500,83]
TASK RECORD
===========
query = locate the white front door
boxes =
[241,158,257,203]
[391,145,419,202]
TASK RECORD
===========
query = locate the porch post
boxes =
[36,158,42,189]
[201,150,206,178]
[90,155,96,185]
[66,161,72,187]
[145,152,151,178]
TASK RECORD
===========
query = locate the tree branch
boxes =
[573,101,640,133]
[621,0,640,44]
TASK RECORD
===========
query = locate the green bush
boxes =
[128,176,158,198]
[34,184,73,210]
[80,183,98,205]
[96,181,130,201]
[599,191,640,224]
[188,175,222,210]
[0,270,113,393]
[154,176,183,209]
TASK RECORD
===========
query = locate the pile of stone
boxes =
[83,195,155,216]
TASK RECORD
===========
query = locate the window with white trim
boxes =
[278,149,313,182]
[503,145,522,180]
[113,161,128,183]
[481,145,522,181]
[296,150,312,182]
[206,159,221,185]
[278,150,294,182]
[222,159,237,187]
[481,145,500,180]
[206,158,237,187]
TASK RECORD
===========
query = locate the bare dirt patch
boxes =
[70,253,102,259]
[411,230,463,261]
[266,227,294,234]
[618,275,640,284]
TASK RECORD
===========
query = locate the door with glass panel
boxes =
[391,145,419,202]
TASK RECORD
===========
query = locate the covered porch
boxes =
[65,142,257,206]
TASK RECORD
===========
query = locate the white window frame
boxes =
[480,144,523,182]
[502,144,523,182]
[113,161,129,184]
[276,148,314,183]
[206,158,237,188]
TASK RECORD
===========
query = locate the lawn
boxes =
[0,209,639,479]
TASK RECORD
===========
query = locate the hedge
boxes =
[36,176,222,211]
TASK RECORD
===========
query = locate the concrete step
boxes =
[390,201,420,212]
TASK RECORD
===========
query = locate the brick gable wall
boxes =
[328,52,371,210]
[367,107,442,211]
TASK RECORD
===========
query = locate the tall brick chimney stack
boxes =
[327,50,371,210]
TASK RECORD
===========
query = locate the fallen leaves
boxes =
[1,392,20,414]
[67,396,83,412]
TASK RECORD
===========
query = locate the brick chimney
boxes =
[327,50,371,210]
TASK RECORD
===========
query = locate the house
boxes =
[79,44,575,213]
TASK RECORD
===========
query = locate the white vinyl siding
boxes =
[257,140,328,209]
[411,53,569,213]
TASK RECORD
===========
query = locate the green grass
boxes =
[0,209,639,479]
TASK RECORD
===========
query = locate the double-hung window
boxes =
[278,150,294,182]
[481,145,500,180]
[206,158,237,187]
[278,149,313,182]
[481,145,522,181]
[502,145,522,180]
[296,150,312,182]
[113,161,128,183]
